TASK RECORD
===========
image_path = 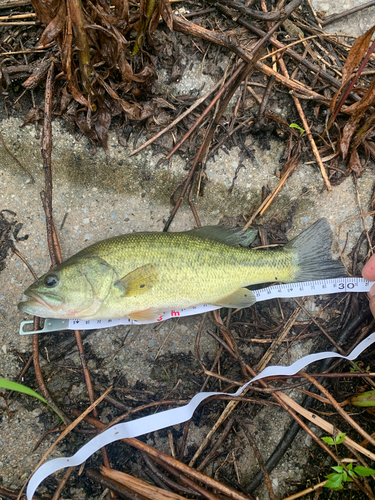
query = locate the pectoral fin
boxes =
[213,288,256,308]
[114,264,158,297]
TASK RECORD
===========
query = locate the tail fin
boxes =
[285,218,347,282]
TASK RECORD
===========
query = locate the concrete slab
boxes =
[1,2,375,497]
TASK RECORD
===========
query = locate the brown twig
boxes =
[86,469,147,500]
[29,61,69,425]
[41,62,61,267]
[0,12,36,20]
[147,458,223,500]
[32,426,61,451]
[17,353,33,382]
[0,20,35,24]
[51,467,75,500]
[239,421,276,500]
[12,245,38,279]
[196,417,235,472]
[281,480,327,500]
[257,75,275,124]
[277,55,332,191]
[32,319,69,423]
[101,466,191,500]
[142,452,200,497]
[188,181,201,227]
[183,7,216,18]
[0,49,48,57]
[322,0,375,26]
[217,0,302,21]
[242,149,300,230]
[38,61,113,483]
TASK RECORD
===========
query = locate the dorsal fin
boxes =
[188,226,257,247]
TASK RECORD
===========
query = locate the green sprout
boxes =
[322,432,346,446]
[289,123,305,135]
[324,463,375,491]
[322,432,346,455]
[321,433,375,491]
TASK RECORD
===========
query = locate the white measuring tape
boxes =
[19,277,375,334]
[22,276,375,499]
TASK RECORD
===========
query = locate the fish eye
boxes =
[44,275,59,288]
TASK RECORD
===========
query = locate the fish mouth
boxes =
[18,290,63,315]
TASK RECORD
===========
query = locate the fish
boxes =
[18,218,346,322]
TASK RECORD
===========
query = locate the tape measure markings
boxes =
[19,277,375,335]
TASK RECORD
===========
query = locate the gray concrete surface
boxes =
[1,1,375,498]
[312,0,375,37]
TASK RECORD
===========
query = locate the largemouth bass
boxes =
[18,218,346,321]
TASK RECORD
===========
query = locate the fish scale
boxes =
[78,232,292,313]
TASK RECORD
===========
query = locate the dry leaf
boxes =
[348,149,364,176]
[340,108,366,158]
[342,25,375,83]
[344,74,375,115]
[330,25,375,114]
[75,109,99,153]
[38,2,67,46]
[21,107,44,126]
[31,0,62,24]
[159,0,173,31]
[92,101,112,156]
[29,0,170,151]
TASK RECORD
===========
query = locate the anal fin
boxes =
[213,288,256,309]
[127,308,162,322]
